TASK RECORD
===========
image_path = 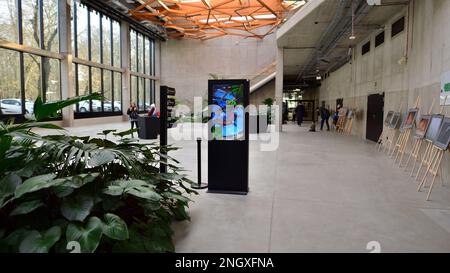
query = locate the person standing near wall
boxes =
[319,104,331,131]
[295,102,305,127]
[127,102,139,137]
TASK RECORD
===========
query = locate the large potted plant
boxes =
[0,94,195,253]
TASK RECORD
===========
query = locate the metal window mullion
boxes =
[111,71,115,112]
[88,66,92,112]
[110,20,113,66]
[137,76,140,111]
[17,0,25,114]
[39,0,46,102]
[87,6,92,112]
[87,7,91,61]
[110,20,115,112]
[152,39,155,76]
[99,14,103,64]
[73,0,78,57]
[100,14,104,112]
[19,52,26,114]
[143,77,146,111]
[143,36,146,75]
[75,63,79,112]
[101,69,104,112]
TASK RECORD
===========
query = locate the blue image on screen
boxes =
[211,84,245,140]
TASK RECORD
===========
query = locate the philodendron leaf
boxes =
[66,217,103,253]
[19,226,61,253]
[103,185,123,196]
[53,186,74,198]
[65,173,100,189]
[102,214,129,241]
[88,150,115,167]
[126,188,161,201]
[34,93,103,121]
[14,174,60,199]
[10,200,44,216]
[0,173,21,207]
[61,195,94,222]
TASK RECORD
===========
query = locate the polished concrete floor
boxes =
[38,122,450,252]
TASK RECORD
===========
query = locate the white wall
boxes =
[319,0,450,139]
[318,0,450,188]
[160,32,277,107]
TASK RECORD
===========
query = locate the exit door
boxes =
[366,93,384,142]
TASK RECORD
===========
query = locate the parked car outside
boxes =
[0,99,34,115]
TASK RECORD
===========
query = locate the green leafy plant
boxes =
[262,98,274,124]
[0,94,195,253]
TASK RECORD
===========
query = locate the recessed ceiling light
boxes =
[349,35,356,40]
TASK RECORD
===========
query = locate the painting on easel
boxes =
[346,109,354,119]
[433,117,450,150]
[403,108,419,129]
[415,115,431,139]
[425,114,444,142]
[384,111,394,125]
[389,112,402,129]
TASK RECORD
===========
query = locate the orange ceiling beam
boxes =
[128,0,304,40]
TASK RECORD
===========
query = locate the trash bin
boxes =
[138,116,160,139]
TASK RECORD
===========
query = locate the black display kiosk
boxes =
[208,79,249,195]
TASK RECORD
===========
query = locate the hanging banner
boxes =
[440,71,450,105]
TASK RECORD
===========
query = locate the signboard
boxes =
[440,71,450,105]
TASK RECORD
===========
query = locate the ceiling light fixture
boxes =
[349,0,356,40]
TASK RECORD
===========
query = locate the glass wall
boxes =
[0,0,60,116]
[129,28,155,113]
[72,1,122,116]
[1,0,157,119]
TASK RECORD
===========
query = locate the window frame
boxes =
[0,0,61,120]
[72,1,122,119]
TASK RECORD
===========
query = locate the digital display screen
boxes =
[210,83,245,140]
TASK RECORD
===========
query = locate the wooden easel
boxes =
[414,102,445,182]
[344,115,354,135]
[417,145,445,201]
[394,97,421,165]
[336,116,346,133]
[377,126,387,151]
[403,98,435,171]
[385,103,404,155]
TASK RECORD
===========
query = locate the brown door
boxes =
[366,93,384,142]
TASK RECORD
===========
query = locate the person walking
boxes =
[295,102,305,126]
[127,102,139,137]
[319,105,331,131]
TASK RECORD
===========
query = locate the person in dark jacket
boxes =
[127,102,139,137]
[319,105,331,131]
[295,102,305,126]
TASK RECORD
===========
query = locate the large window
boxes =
[72,1,122,117]
[0,0,60,116]
[129,29,155,113]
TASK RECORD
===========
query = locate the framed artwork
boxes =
[425,114,444,142]
[433,117,450,150]
[403,108,418,129]
[389,112,402,129]
[384,111,394,125]
[346,109,354,119]
[415,115,431,139]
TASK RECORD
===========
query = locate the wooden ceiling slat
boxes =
[128,0,303,40]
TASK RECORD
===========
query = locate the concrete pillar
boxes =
[121,21,131,121]
[275,47,284,132]
[59,0,74,127]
